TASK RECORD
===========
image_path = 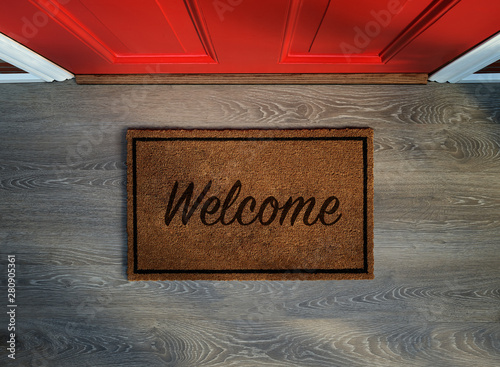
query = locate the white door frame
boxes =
[0,33,73,83]
[429,32,500,83]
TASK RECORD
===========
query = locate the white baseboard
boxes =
[429,32,500,83]
[457,73,500,83]
[0,73,45,83]
[0,33,73,83]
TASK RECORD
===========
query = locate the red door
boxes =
[1,0,499,74]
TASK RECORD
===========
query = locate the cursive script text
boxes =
[164,181,342,226]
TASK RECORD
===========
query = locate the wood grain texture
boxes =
[0,81,499,366]
[75,73,428,85]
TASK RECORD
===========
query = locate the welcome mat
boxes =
[127,128,373,280]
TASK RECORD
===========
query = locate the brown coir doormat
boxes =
[127,129,373,281]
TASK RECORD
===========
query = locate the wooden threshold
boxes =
[76,73,428,85]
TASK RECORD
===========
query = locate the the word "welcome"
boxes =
[164,180,342,226]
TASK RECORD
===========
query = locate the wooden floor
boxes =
[0,81,499,366]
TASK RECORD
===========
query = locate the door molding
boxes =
[27,0,218,65]
[429,32,500,83]
[0,32,73,83]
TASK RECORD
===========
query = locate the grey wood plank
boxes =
[12,265,499,324]
[13,320,500,367]
[0,80,499,366]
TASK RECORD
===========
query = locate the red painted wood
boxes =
[0,0,498,74]
[0,60,26,74]
[476,60,500,73]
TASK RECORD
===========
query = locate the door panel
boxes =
[25,0,217,64]
[281,0,462,64]
[66,0,188,55]
[0,0,498,74]
[307,0,416,55]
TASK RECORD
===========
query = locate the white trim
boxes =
[0,33,73,82]
[458,73,500,83]
[429,32,500,83]
[0,73,45,83]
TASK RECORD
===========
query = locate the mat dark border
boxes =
[132,136,369,275]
